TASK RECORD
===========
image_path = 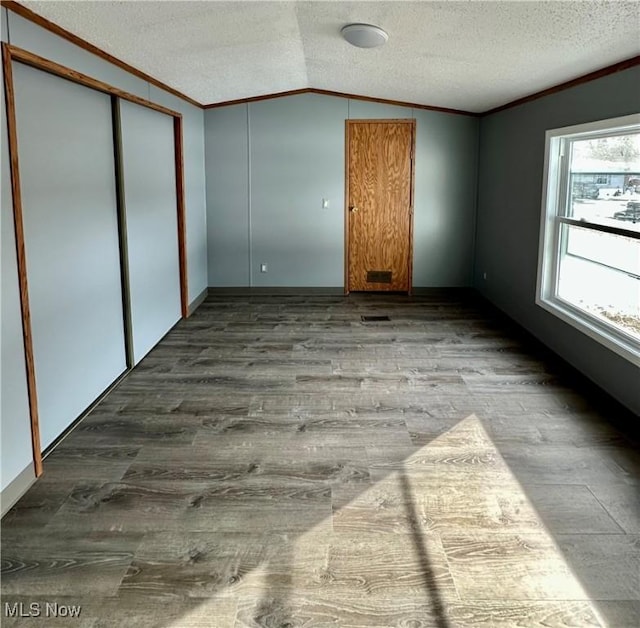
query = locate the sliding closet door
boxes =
[13,63,127,450]
[119,100,181,364]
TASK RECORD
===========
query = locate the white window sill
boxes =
[536,296,640,368]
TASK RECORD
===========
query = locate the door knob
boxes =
[350,206,359,213]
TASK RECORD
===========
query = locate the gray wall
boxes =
[414,108,478,286]
[205,104,250,286]
[250,94,347,287]
[475,66,640,416]
[205,93,478,288]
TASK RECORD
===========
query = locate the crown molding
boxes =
[485,54,640,115]
[204,87,480,117]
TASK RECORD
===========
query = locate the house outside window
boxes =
[537,114,640,366]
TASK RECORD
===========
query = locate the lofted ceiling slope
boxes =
[14,1,640,113]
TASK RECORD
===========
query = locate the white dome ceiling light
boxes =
[341,23,388,49]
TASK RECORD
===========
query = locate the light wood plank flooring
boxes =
[2,291,639,627]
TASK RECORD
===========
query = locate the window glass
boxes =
[557,225,639,341]
[567,133,640,233]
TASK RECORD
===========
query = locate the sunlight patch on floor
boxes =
[172,414,605,627]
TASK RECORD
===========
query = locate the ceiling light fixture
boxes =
[341,23,388,49]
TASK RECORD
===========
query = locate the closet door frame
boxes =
[2,43,189,476]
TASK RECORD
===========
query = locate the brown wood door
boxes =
[346,120,414,293]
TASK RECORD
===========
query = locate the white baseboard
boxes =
[188,287,209,316]
[1,463,36,518]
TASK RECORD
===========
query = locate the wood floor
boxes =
[2,291,639,627]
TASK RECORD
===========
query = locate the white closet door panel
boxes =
[119,100,181,364]
[13,63,126,449]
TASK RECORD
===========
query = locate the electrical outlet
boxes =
[260,263,268,273]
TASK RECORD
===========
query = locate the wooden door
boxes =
[346,120,415,293]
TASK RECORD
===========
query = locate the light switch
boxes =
[260,263,267,273]
[322,198,329,208]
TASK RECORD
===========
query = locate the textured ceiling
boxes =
[18,1,640,112]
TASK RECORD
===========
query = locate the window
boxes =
[537,114,640,366]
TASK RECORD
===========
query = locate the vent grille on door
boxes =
[367,270,392,283]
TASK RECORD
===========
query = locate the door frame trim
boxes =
[2,44,42,476]
[344,118,416,295]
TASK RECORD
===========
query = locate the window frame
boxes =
[536,113,640,367]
